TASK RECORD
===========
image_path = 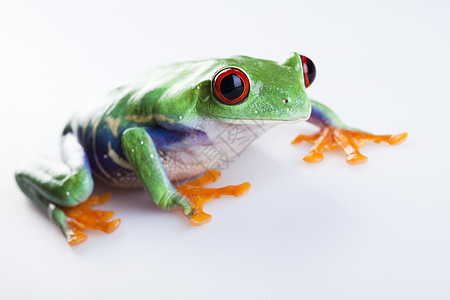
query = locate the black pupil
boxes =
[220,73,244,100]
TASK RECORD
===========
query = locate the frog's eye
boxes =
[212,67,250,105]
[300,55,316,88]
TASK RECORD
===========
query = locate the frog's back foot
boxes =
[16,156,121,246]
[62,193,121,245]
[15,127,122,245]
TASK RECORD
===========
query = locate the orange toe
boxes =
[388,132,408,145]
[189,212,212,226]
[303,152,324,163]
[345,152,368,165]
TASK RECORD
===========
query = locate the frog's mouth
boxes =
[204,114,310,125]
[198,95,312,125]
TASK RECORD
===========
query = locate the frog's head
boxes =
[195,52,315,124]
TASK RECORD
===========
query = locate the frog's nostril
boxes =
[283,98,289,104]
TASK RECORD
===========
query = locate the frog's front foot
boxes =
[177,170,251,226]
[60,193,121,245]
[292,126,407,165]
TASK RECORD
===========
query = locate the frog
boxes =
[15,53,407,245]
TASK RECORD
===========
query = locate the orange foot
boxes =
[177,170,251,226]
[62,193,121,246]
[292,126,407,165]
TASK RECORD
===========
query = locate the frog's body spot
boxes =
[47,203,56,218]
[252,81,263,98]
[107,142,133,170]
[104,116,121,138]
[126,114,174,124]
[90,117,116,183]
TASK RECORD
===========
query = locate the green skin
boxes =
[15,52,352,242]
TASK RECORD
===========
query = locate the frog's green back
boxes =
[93,53,311,130]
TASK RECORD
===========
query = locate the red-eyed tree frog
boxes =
[15,53,407,245]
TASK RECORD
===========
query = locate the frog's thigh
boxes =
[15,134,93,209]
[15,156,93,207]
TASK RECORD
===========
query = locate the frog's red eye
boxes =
[300,55,316,88]
[212,68,250,105]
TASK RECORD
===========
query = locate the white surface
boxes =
[1,0,449,299]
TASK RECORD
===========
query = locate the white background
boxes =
[1,0,449,299]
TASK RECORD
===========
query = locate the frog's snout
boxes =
[299,55,316,88]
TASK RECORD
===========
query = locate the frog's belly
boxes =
[158,145,242,186]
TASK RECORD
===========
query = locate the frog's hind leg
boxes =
[15,131,120,245]
[176,170,251,226]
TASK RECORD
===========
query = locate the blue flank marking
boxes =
[78,119,190,184]
[144,126,187,150]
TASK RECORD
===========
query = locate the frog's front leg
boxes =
[292,100,407,164]
[15,130,120,245]
[121,127,250,225]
